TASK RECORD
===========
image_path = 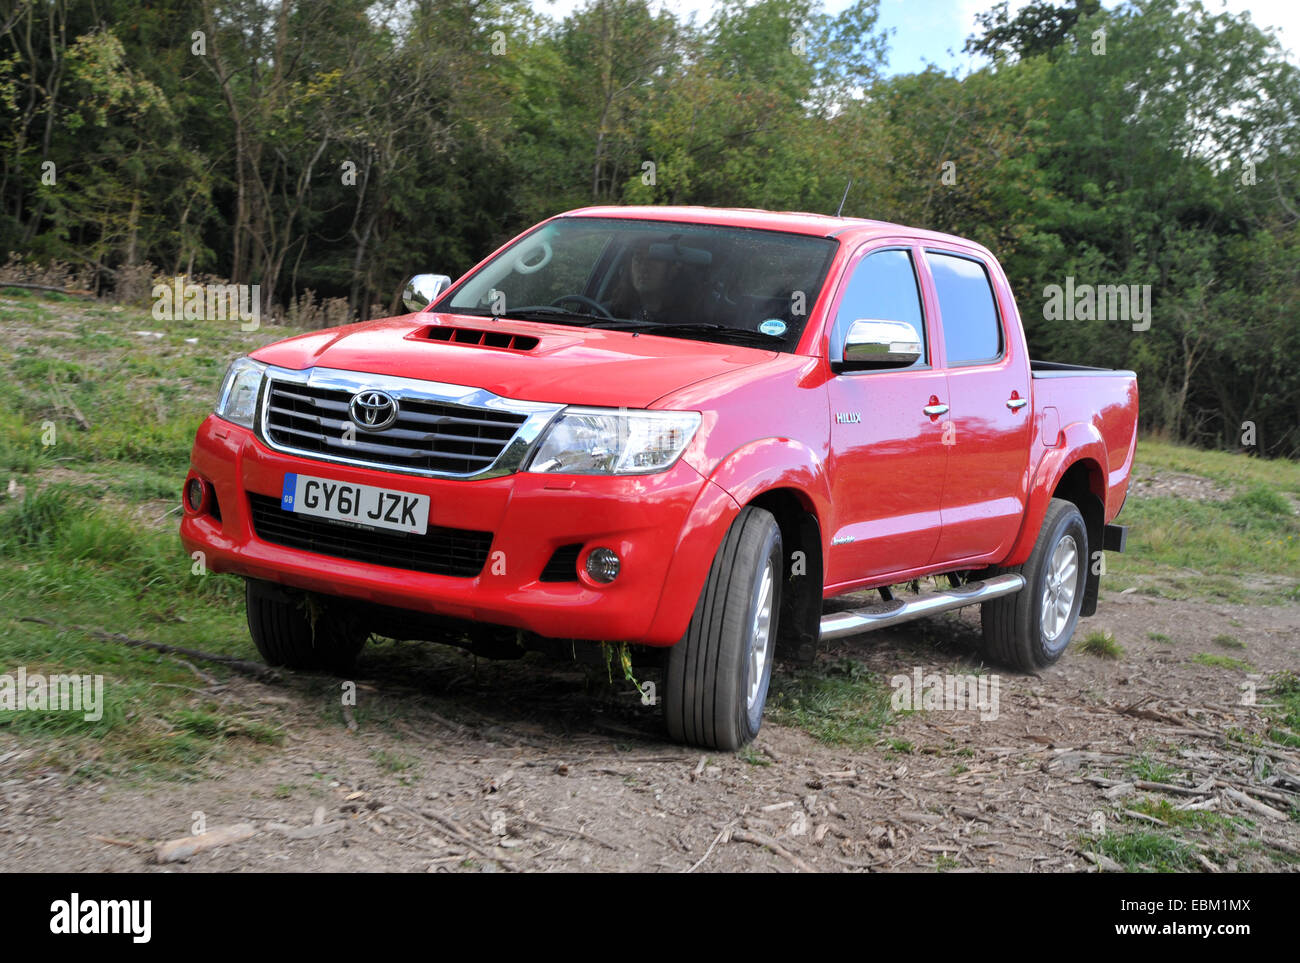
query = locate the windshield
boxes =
[435,216,838,351]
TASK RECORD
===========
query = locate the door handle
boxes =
[923,403,949,417]
[1006,398,1028,411]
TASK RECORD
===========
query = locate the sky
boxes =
[528,0,1300,74]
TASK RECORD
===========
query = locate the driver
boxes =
[607,239,678,322]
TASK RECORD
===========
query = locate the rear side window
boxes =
[926,252,1002,365]
[830,249,925,364]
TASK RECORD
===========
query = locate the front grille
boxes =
[248,493,492,577]
[263,380,528,476]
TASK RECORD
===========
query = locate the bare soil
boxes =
[3,592,1297,873]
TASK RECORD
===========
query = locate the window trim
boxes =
[922,247,1006,368]
[827,244,932,375]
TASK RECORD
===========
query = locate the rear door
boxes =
[922,249,1032,564]
[824,243,949,587]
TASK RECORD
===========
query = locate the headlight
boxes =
[215,357,266,429]
[526,407,701,475]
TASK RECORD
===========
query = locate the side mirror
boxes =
[840,319,923,369]
[401,274,452,313]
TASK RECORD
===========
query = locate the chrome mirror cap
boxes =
[401,274,453,313]
[842,319,922,367]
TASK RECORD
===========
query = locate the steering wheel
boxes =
[550,293,615,320]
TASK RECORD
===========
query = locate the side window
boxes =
[830,249,925,364]
[925,252,1002,365]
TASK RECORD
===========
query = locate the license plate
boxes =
[280,473,429,535]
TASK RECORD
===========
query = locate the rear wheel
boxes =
[245,580,368,674]
[663,506,782,750]
[980,498,1087,671]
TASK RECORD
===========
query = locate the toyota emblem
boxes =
[349,390,399,431]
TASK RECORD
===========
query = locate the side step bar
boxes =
[819,574,1026,642]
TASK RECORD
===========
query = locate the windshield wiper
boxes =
[589,319,785,347]
[449,308,785,346]
[451,306,611,326]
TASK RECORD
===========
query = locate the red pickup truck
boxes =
[180,206,1138,749]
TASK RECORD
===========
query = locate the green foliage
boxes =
[767,658,893,747]
[1191,652,1251,671]
[1077,631,1123,659]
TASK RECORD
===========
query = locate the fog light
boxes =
[185,477,206,512]
[585,547,621,584]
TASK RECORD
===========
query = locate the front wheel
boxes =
[245,580,368,674]
[980,498,1087,672]
[663,506,782,750]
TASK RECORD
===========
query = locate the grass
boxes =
[1128,797,1236,831]
[1265,671,1300,749]
[1077,631,1123,659]
[766,659,894,748]
[371,748,417,774]
[1089,830,1206,872]
[1106,441,1300,603]
[1135,438,1300,495]
[1191,653,1252,671]
[1107,490,1299,598]
[1127,754,1178,784]
[0,288,278,779]
[1090,799,1275,871]
[1212,633,1245,649]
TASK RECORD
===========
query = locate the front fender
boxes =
[642,438,831,645]
[702,437,833,530]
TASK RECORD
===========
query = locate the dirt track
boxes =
[3,590,1297,873]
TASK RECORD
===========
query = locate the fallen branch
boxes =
[15,617,281,683]
[731,829,817,873]
[91,834,146,849]
[1133,780,1203,797]
[685,819,739,874]
[1213,779,1296,807]
[411,808,517,870]
[155,823,257,863]
[1223,787,1289,821]
[0,280,95,297]
[521,817,618,851]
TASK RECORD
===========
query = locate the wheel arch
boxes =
[746,487,824,663]
[1049,461,1106,617]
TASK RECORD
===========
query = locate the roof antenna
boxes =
[835,178,853,217]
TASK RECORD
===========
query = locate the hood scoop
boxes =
[416,324,539,352]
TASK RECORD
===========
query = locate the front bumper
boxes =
[179,415,738,645]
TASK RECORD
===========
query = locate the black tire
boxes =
[980,498,1087,672]
[663,506,782,750]
[245,580,368,674]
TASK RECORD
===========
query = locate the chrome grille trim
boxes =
[257,365,563,479]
